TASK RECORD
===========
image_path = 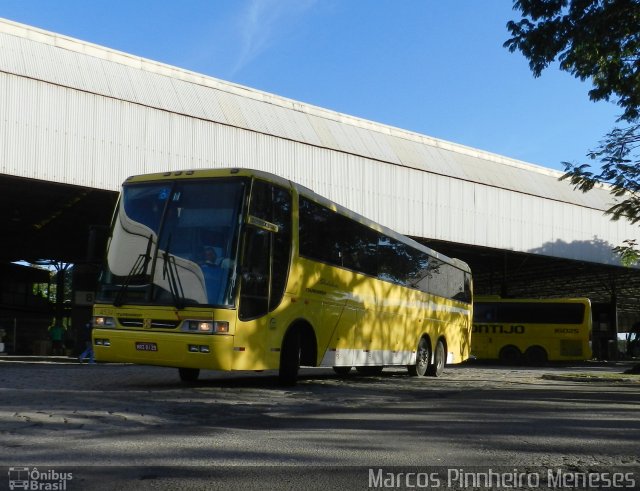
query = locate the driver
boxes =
[201,246,218,266]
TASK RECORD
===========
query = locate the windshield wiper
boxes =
[113,234,153,307]
[162,235,186,309]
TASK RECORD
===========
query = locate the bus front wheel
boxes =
[279,329,301,386]
[427,340,445,377]
[408,337,431,377]
[178,368,200,382]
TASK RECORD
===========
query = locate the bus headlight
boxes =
[181,320,229,334]
[93,316,116,328]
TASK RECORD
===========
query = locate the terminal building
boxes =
[0,18,638,357]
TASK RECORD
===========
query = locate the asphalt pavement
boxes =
[1,357,638,490]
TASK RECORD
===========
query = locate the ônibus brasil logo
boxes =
[8,467,73,490]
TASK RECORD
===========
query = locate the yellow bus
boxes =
[472,297,592,364]
[92,168,473,384]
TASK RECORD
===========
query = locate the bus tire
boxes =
[355,366,384,375]
[499,345,522,365]
[178,368,200,382]
[333,366,352,376]
[525,346,548,365]
[427,339,445,377]
[408,336,431,377]
[279,329,301,386]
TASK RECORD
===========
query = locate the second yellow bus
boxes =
[472,297,592,364]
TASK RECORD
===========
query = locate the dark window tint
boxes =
[264,184,292,311]
[239,227,271,319]
[299,196,470,303]
[474,302,586,324]
[239,180,292,320]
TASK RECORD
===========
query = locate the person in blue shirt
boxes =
[78,321,95,364]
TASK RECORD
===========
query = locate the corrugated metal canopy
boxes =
[0,18,615,213]
[2,17,640,330]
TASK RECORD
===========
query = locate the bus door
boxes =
[353,296,379,366]
[236,180,292,370]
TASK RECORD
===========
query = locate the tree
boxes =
[505,0,640,262]
[505,0,640,121]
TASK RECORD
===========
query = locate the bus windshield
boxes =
[474,301,586,325]
[96,177,247,308]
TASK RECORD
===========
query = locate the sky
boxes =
[0,0,623,172]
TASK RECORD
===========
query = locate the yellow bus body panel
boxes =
[93,254,472,373]
[94,328,234,370]
[294,258,472,367]
[92,169,473,374]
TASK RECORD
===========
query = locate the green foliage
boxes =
[505,0,640,122]
[613,239,640,266]
[562,122,640,222]
[507,1,640,263]
[32,282,52,300]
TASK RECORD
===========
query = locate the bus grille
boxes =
[118,318,180,329]
[560,340,583,357]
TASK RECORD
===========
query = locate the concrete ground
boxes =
[0,358,638,490]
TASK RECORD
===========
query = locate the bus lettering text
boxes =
[473,324,525,334]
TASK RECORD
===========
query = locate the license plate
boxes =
[135,342,158,352]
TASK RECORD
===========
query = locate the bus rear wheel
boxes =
[279,329,301,386]
[408,337,431,377]
[525,346,548,365]
[178,368,200,382]
[499,346,522,365]
[427,340,445,377]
